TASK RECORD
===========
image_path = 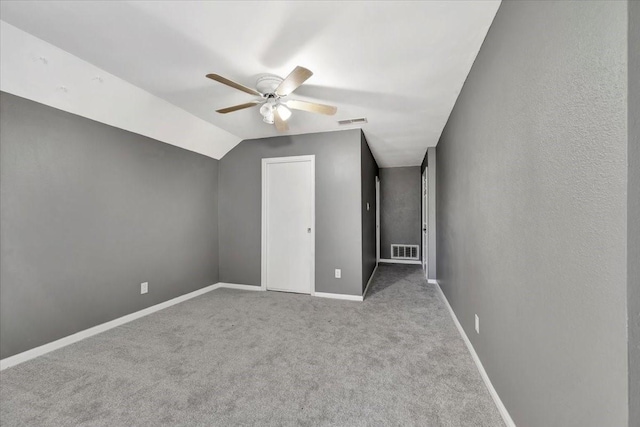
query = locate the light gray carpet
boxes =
[0,264,504,426]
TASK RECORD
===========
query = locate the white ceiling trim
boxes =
[0,21,240,160]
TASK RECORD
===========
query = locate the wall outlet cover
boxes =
[141,282,148,294]
[335,269,341,279]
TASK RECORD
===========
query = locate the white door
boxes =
[376,176,380,263]
[262,155,315,294]
[422,170,429,278]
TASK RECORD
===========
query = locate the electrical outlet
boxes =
[475,314,479,334]
[141,282,148,294]
[335,269,341,279]
[367,202,370,211]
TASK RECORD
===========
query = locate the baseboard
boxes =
[362,264,378,300]
[379,258,421,265]
[433,280,516,427]
[427,279,438,285]
[0,282,225,371]
[217,282,264,291]
[220,280,362,301]
[314,292,363,302]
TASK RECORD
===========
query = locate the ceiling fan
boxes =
[206,66,337,132]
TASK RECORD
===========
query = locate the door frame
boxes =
[376,176,380,264]
[422,169,429,279]
[261,155,316,295]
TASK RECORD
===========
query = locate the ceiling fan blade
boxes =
[275,66,313,97]
[286,99,337,116]
[274,108,289,132]
[216,100,262,114]
[206,74,261,96]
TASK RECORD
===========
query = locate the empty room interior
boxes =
[0,1,637,426]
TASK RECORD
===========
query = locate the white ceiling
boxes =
[0,22,242,159]
[0,1,500,167]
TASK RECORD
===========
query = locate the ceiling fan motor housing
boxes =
[256,75,284,96]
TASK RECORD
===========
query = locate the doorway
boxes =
[422,169,429,279]
[261,155,315,294]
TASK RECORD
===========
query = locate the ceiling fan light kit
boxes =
[259,100,276,124]
[277,104,292,121]
[206,66,337,132]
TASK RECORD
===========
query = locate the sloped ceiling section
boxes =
[0,22,241,159]
[0,1,500,167]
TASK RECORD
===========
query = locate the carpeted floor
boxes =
[0,264,503,426]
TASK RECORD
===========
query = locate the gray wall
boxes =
[0,92,220,359]
[379,167,421,260]
[218,129,363,296]
[361,132,379,291]
[420,150,428,174]
[629,1,639,425]
[435,2,628,427]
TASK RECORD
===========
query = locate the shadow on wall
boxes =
[263,136,297,149]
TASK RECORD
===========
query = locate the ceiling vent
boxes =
[338,117,368,125]
[391,244,419,260]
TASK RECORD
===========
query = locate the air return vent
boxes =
[338,117,368,125]
[391,244,419,260]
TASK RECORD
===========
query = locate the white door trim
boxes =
[261,155,316,295]
[422,169,429,279]
[375,176,380,264]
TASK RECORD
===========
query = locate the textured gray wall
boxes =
[629,1,639,425]
[361,132,379,291]
[379,167,421,260]
[0,92,220,359]
[435,2,628,427]
[218,129,363,296]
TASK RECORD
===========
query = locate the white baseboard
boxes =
[222,281,363,302]
[314,292,363,302]
[0,281,365,370]
[217,282,264,291]
[362,264,378,299]
[379,258,421,265]
[427,279,438,285]
[433,280,516,427]
[0,282,224,371]
[1,280,370,370]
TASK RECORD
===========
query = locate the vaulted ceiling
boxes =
[0,1,500,167]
